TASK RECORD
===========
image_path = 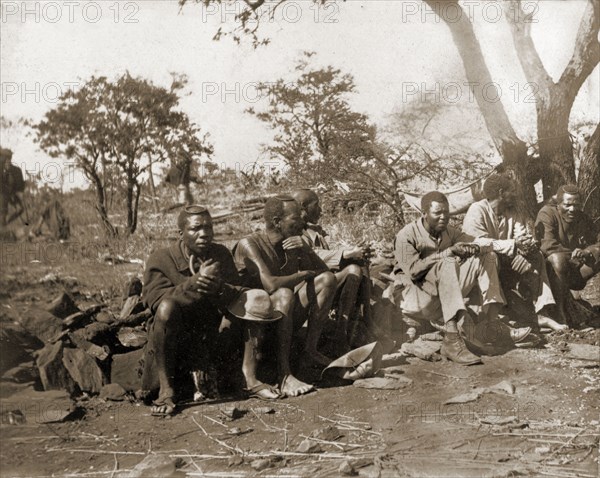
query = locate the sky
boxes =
[1,0,598,189]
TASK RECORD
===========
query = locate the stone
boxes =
[227,455,244,467]
[64,304,105,329]
[296,438,322,453]
[565,343,600,362]
[36,341,77,392]
[18,307,65,343]
[123,277,143,299]
[75,322,112,342]
[118,309,152,327]
[339,461,358,476]
[99,383,127,401]
[62,347,104,394]
[46,292,79,319]
[117,327,148,349]
[353,376,413,390]
[110,349,144,392]
[0,322,43,376]
[400,339,442,362]
[1,361,39,384]
[122,454,183,478]
[311,425,341,441]
[68,333,110,361]
[0,387,76,424]
[120,295,145,321]
[250,459,272,471]
[95,310,116,324]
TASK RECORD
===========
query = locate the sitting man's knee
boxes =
[344,264,363,278]
[317,271,337,289]
[547,252,570,276]
[155,298,181,324]
[271,287,294,307]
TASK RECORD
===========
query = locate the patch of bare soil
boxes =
[1,263,599,477]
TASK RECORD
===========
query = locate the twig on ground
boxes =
[191,416,243,455]
[424,370,469,380]
[549,428,586,457]
[109,453,118,478]
[318,415,382,437]
[472,437,484,460]
[299,434,366,451]
[203,414,229,428]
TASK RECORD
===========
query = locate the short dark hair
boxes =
[556,184,581,203]
[264,195,297,228]
[483,174,513,200]
[290,189,318,208]
[421,191,449,212]
[177,205,210,230]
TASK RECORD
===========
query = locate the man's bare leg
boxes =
[297,271,337,366]
[270,288,314,397]
[335,265,363,352]
[240,321,280,399]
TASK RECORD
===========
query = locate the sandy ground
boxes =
[1,262,599,478]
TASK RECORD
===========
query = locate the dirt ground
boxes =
[1,260,599,478]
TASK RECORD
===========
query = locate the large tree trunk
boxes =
[125,180,141,234]
[578,123,600,221]
[147,161,160,213]
[91,174,117,237]
[424,0,538,220]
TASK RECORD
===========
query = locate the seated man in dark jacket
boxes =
[141,206,278,416]
[535,185,600,323]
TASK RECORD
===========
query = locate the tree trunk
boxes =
[147,161,160,213]
[125,182,135,234]
[129,183,141,234]
[91,174,117,237]
[424,0,537,220]
[578,123,600,221]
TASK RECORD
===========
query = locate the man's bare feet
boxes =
[538,314,568,332]
[280,374,315,397]
[151,397,176,417]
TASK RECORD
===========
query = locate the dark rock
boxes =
[123,454,183,478]
[339,461,357,476]
[94,310,116,324]
[296,438,322,453]
[46,292,80,319]
[117,327,147,349]
[18,308,65,343]
[311,425,341,441]
[110,349,144,392]
[68,333,110,361]
[2,361,39,384]
[0,388,76,424]
[62,348,104,394]
[36,341,77,393]
[123,277,143,299]
[118,309,152,327]
[227,455,244,467]
[99,383,127,401]
[0,322,43,376]
[74,322,112,343]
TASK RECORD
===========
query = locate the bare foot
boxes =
[151,397,176,417]
[538,315,568,332]
[280,374,315,397]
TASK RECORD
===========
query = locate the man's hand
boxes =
[282,236,305,250]
[299,270,317,281]
[342,246,365,260]
[200,258,220,278]
[572,248,595,266]
[449,242,480,259]
[194,274,222,296]
[511,254,532,275]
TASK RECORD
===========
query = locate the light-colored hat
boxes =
[322,341,384,381]
[227,289,283,322]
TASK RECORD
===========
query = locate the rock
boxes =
[488,380,516,395]
[221,406,245,420]
[64,304,105,329]
[353,376,413,390]
[565,343,600,362]
[1,409,26,425]
[227,455,244,467]
[0,388,76,424]
[311,425,341,441]
[400,339,442,362]
[99,383,127,401]
[1,361,39,384]
[250,458,272,471]
[444,390,483,405]
[36,341,77,392]
[339,461,357,476]
[122,454,183,478]
[118,309,152,327]
[120,295,146,321]
[117,327,148,348]
[62,348,104,394]
[0,322,43,376]
[18,307,65,343]
[123,277,143,299]
[296,438,322,453]
[444,382,516,405]
[68,333,110,361]
[74,322,112,343]
[251,406,275,415]
[110,349,144,392]
[46,292,80,319]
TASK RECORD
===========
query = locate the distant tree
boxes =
[34,73,212,235]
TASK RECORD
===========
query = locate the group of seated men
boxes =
[140,179,600,415]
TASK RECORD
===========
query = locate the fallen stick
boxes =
[109,453,118,478]
[202,414,228,428]
[191,416,243,455]
[318,415,382,437]
[299,434,365,451]
[424,370,469,380]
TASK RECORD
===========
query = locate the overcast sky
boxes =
[1,0,598,189]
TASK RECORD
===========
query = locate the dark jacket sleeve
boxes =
[212,245,244,307]
[142,250,199,314]
[535,206,570,256]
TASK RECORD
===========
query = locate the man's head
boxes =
[556,185,582,223]
[421,191,450,235]
[178,205,214,255]
[291,189,321,224]
[264,195,304,238]
[483,174,516,209]
[0,148,13,169]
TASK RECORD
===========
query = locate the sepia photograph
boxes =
[1,1,599,476]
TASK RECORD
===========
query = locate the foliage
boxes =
[34,73,212,236]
